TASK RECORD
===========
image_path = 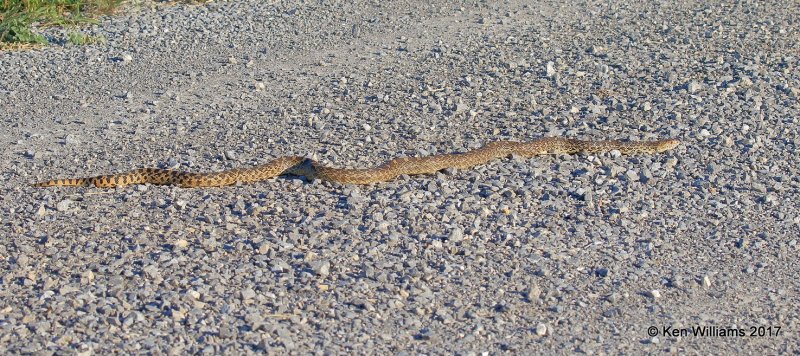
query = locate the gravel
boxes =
[1,0,799,353]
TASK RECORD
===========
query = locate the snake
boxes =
[31,137,679,188]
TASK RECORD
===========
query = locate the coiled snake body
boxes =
[32,137,679,188]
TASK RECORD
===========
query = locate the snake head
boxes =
[657,139,681,152]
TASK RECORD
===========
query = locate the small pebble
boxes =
[64,135,80,145]
[448,228,464,243]
[545,61,556,78]
[702,275,712,288]
[56,200,72,212]
[535,323,547,336]
[240,288,256,300]
[309,260,331,277]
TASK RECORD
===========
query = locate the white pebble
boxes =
[64,134,80,145]
[56,200,72,212]
[545,61,556,78]
[535,323,547,336]
[175,200,187,210]
[449,228,464,243]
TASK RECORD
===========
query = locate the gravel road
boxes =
[1,0,799,353]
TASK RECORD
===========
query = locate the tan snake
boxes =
[31,137,679,188]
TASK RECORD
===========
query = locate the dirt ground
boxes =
[1,0,798,353]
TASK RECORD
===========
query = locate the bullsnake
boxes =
[32,137,679,188]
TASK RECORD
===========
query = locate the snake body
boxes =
[32,137,679,188]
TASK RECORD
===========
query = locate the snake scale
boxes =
[32,137,679,188]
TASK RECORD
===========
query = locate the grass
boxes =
[0,0,123,49]
[67,30,104,44]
